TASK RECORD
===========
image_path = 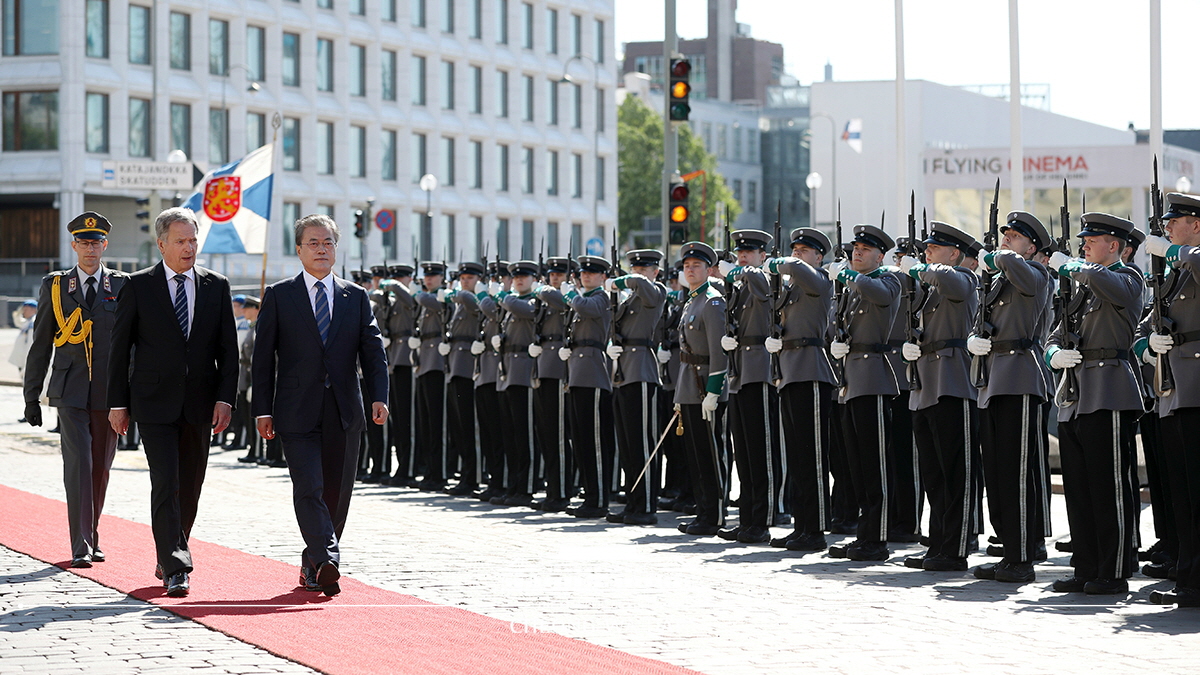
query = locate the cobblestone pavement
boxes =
[0,384,1196,674]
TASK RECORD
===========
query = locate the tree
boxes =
[617,95,741,246]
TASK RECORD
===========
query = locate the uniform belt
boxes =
[540,333,563,343]
[420,335,440,342]
[620,338,655,348]
[1171,330,1200,346]
[448,335,475,343]
[781,337,823,349]
[920,338,968,355]
[681,352,710,365]
[849,342,891,354]
[992,338,1038,351]
[1079,348,1129,361]
[569,339,605,350]
[394,330,414,338]
[887,339,905,349]
[738,335,767,346]
[501,343,532,354]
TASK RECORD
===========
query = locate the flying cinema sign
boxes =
[925,154,1089,180]
[922,145,1155,189]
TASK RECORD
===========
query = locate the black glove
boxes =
[24,402,42,427]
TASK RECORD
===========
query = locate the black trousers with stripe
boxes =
[1140,408,1177,557]
[568,387,616,509]
[389,366,416,480]
[913,396,979,560]
[659,387,689,497]
[888,391,922,537]
[475,382,505,490]
[447,376,479,485]
[729,382,780,528]
[534,379,573,501]
[841,395,891,543]
[1159,407,1200,591]
[980,395,1049,564]
[828,402,859,529]
[361,376,386,476]
[680,403,727,527]
[779,381,832,535]
[614,382,660,515]
[415,371,446,483]
[1057,409,1139,580]
[498,385,537,497]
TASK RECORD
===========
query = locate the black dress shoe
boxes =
[903,556,928,569]
[605,512,627,524]
[488,495,508,505]
[418,480,446,493]
[923,555,968,572]
[476,487,505,502]
[155,564,164,582]
[1174,587,1200,607]
[1054,539,1072,553]
[657,497,678,511]
[784,532,827,552]
[919,535,931,547]
[986,544,1005,557]
[1148,589,1178,605]
[829,522,857,535]
[538,498,571,513]
[166,571,190,597]
[1142,562,1175,579]
[1084,578,1128,595]
[716,526,742,541]
[680,503,697,515]
[737,526,771,544]
[268,459,288,468]
[237,454,259,463]
[623,512,658,525]
[846,542,890,562]
[567,505,608,519]
[300,567,321,592]
[91,549,105,563]
[671,499,695,513]
[995,561,1036,583]
[827,544,850,558]
[770,533,799,548]
[503,493,535,507]
[973,563,997,580]
[445,482,479,496]
[1051,576,1090,593]
[685,522,721,536]
[988,535,1003,545]
[70,555,92,568]
[362,473,384,484]
[316,561,341,597]
[773,513,792,527]
[887,530,923,544]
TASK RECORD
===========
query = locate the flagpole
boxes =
[260,113,282,298]
[1008,0,1024,211]
[894,0,907,235]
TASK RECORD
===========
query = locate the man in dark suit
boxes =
[108,208,239,598]
[253,214,389,597]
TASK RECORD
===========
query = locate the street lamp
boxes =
[419,174,438,260]
[809,112,837,232]
[559,53,601,253]
[806,172,823,229]
[1177,176,1193,194]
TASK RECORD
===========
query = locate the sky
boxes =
[614,0,1199,132]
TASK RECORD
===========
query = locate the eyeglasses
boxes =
[73,240,105,249]
[302,240,338,251]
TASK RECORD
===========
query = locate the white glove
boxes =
[899,255,920,275]
[1050,348,1083,370]
[528,343,543,358]
[720,335,738,351]
[656,347,672,364]
[765,337,783,353]
[606,344,624,359]
[901,342,922,362]
[409,282,421,295]
[1048,251,1072,272]
[827,261,847,278]
[407,336,421,350]
[487,281,501,296]
[967,335,992,356]
[1143,347,1158,366]
[1144,234,1172,258]
[603,278,616,292]
[830,341,850,359]
[1149,332,1174,354]
[560,281,576,296]
[490,334,502,351]
[701,392,720,422]
[558,347,572,361]
[453,280,462,291]
[436,288,447,302]
[717,260,736,278]
[470,340,485,355]
[437,342,451,356]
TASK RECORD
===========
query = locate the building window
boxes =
[732,179,742,203]
[128,97,150,157]
[470,140,482,188]
[412,0,425,28]
[521,146,533,193]
[411,132,426,181]
[596,156,605,201]
[84,92,108,153]
[317,0,332,8]
[169,12,190,70]
[209,19,228,76]
[469,0,482,38]
[546,79,558,126]
[521,74,533,122]
[282,116,300,170]
[594,19,604,63]
[571,152,582,198]
[282,32,299,86]
[246,111,265,153]
[169,102,190,156]
[571,83,582,128]
[441,60,455,110]
[571,222,582,255]
[282,201,300,256]
[521,219,533,258]
[469,65,482,114]
[246,26,265,82]
[382,49,397,101]
[495,0,507,44]
[349,125,365,177]
[383,0,396,22]
[546,7,557,54]
[317,121,333,174]
[717,124,726,159]
[128,5,150,64]
[748,180,757,213]
[382,129,397,180]
[495,70,508,117]
[497,143,509,191]
[496,218,509,259]
[2,0,59,55]
[411,55,426,105]
[351,0,365,15]
[520,2,532,49]
[317,38,333,92]
[441,0,453,32]
[444,214,456,259]
[732,127,742,162]
[441,136,455,185]
[596,88,605,132]
[547,221,559,255]
[546,150,558,196]
[85,0,107,58]
[472,215,483,258]
[570,14,580,56]
[350,44,366,97]
[209,108,228,165]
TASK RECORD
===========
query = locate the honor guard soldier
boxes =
[763,228,837,552]
[605,249,667,525]
[234,296,261,463]
[673,243,730,536]
[531,257,578,512]
[1044,213,1144,595]
[658,264,691,510]
[492,261,542,506]
[558,256,616,518]
[827,225,901,561]
[474,262,512,501]
[442,261,486,495]
[412,262,450,491]
[24,212,127,567]
[383,264,419,487]
[1141,192,1200,607]
[360,266,394,482]
[895,222,981,572]
[969,212,1054,583]
[886,239,923,544]
[714,231,780,544]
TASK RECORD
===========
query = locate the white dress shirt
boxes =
[164,262,196,336]
[76,266,102,297]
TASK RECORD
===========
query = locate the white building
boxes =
[0,0,617,287]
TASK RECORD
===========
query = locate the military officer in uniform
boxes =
[412,262,449,491]
[24,212,127,567]
[235,296,260,463]
[382,264,419,487]
[360,266,394,482]
[532,257,577,512]
[827,225,901,562]
[658,266,690,510]
[442,261,486,495]
[492,261,542,506]
[475,262,511,501]
[886,239,923,545]
[604,249,667,525]
[896,222,981,572]
[1043,213,1144,595]
[763,228,836,552]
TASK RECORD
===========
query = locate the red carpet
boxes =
[0,484,701,675]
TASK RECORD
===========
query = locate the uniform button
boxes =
[1009,350,1015,354]
[1098,361,1104,366]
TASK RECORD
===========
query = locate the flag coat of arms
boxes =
[841,119,863,154]
[183,142,274,254]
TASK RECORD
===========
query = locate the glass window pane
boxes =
[496,70,508,117]
[282,33,299,86]
[129,5,150,64]
[572,83,581,128]
[350,125,365,177]
[521,2,532,49]
[246,26,265,81]
[352,0,365,15]
[497,143,508,191]
[470,0,481,38]
[209,19,228,76]
[521,219,533,258]
[596,156,605,200]
[411,55,426,105]
[411,132,426,181]
[546,8,556,54]
[382,129,397,180]
[282,202,300,255]
[444,214,455,260]
[496,218,509,259]
[470,140,482,188]
[470,65,482,114]
[170,102,190,156]
[546,150,557,195]
[571,153,581,197]
[4,0,59,55]
[86,0,108,58]
[441,0,453,32]
[594,19,604,63]
[246,112,265,153]
[521,146,533,193]
[571,14,580,56]
[547,221,558,255]
[441,60,454,109]
[170,12,190,70]
[411,0,425,28]
[382,50,397,101]
[522,74,533,121]
[495,0,507,44]
[546,79,557,125]
[441,136,455,185]
[282,117,300,170]
[317,38,333,92]
[472,215,483,258]
[317,0,332,8]
[85,92,107,153]
[209,108,227,165]
[128,97,150,157]
[317,121,333,174]
[351,44,366,96]
[383,0,396,22]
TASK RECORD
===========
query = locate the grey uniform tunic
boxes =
[661,291,684,391]
[674,282,729,405]
[477,294,503,387]
[726,267,773,393]
[908,264,979,410]
[414,291,448,377]
[886,270,917,393]
[446,290,484,380]
[1047,261,1145,422]
[385,284,418,370]
[838,269,901,403]
[566,288,613,391]
[977,250,1053,408]
[534,287,570,381]
[612,275,667,387]
[773,258,836,388]
[1137,256,1200,416]
[499,293,538,390]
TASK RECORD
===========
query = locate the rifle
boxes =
[610,242,624,383]
[832,200,847,388]
[724,203,739,380]
[770,199,783,383]
[971,178,1001,388]
[532,238,545,383]
[1150,157,1175,395]
[1055,180,1080,407]
[905,190,921,389]
[921,207,928,260]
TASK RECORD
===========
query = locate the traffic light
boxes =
[135,197,151,233]
[668,58,691,122]
[354,209,366,238]
[668,177,689,244]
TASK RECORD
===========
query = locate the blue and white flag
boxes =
[182,142,274,254]
[841,119,863,154]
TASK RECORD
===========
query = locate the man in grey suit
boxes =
[24,212,127,568]
[253,214,389,596]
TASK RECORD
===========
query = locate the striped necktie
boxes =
[314,280,330,345]
[173,274,189,340]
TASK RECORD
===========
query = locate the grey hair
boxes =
[154,207,199,241]
[293,214,341,246]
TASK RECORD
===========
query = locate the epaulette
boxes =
[704,285,722,300]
